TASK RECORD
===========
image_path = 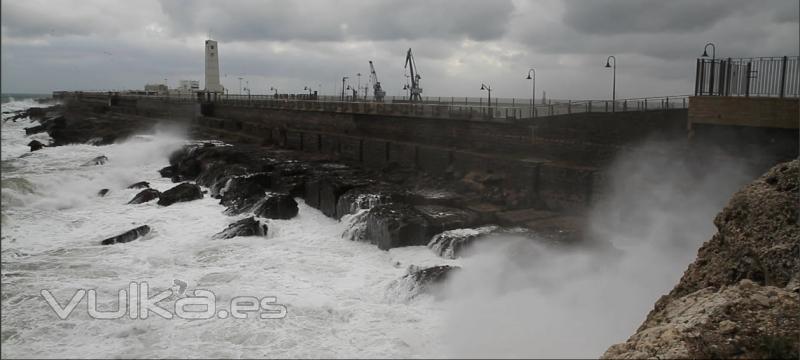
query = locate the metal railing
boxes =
[63,91,689,121]
[695,56,799,97]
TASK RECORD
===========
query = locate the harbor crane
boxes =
[404,48,423,102]
[369,60,386,102]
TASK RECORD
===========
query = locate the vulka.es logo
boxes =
[40,280,287,320]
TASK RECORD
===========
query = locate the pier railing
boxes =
[695,56,799,97]
[70,91,689,121]
[214,94,688,120]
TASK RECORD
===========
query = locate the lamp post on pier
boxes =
[701,42,716,95]
[356,73,362,101]
[480,83,492,116]
[526,68,535,117]
[341,76,349,101]
[605,56,616,112]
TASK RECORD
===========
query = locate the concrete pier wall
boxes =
[61,94,796,213]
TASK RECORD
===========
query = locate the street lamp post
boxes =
[341,76,349,101]
[526,68,535,118]
[605,56,616,112]
[238,77,243,95]
[702,42,717,95]
[270,86,278,98]
[480,83,492,117]
[356,73,361,101]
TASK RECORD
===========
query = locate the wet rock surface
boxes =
[82,155,108,166]
[427,226,500,259]
[127,181,150,189]
[128,188,161,204]
[253,193,299,220]
[100,225,151,245]
[219,173,271,215]
[27,140,45,152]
[162,143,587,251]
[603,160,800,359]
[366,203,430,250]
[157,183,203,206]
[212,217,268,239]
[385,265,460,302]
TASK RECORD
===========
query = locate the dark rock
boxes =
[415,205,481,236]
[127,181,150,189]
[428,226,500,259]
[366,203,430,250]
[128,188,161,204]
[25,124,47,135]
[219,172,272,214]
[409,188,464,207]
[315,173,373,219]
[253,193,299,219]
[98,189,109,197]
[100,225,150,245]
[212,216,268,239]
[335,184,406,219]
[28,140,45,152]
[271,162,313,196]
[83,155,108,166]
[158,165,176,178]
[157,183,203,206]
[603,160,800,359]
[385,265,460,301]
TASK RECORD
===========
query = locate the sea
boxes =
[0,94,755,358]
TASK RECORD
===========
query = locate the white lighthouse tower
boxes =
[204,39,224,93]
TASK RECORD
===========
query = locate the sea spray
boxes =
[1,98,452,358]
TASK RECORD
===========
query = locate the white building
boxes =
[204,40,224,92]
[178,80,200,92]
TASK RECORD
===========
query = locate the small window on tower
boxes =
[210,45,214,49]
[210,52,215,56]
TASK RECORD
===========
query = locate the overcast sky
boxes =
[2,0,798,100]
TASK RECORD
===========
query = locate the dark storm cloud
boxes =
[561,0,752,35]
[1,1,99,38]
[158,0,514,42]
[1,0,797,98]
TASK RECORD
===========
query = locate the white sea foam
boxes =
[1,99,449,358]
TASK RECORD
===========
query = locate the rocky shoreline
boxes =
[603,160,799,359]
[11,99,799,357]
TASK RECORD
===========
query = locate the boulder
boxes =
[385,265,460,302]
[82,155,108,166]
[157,183,203,206]
[127,181,150,189]
[128,188,161,204]
[219,172,272,215]
[427,226,500,259]
[366,203,430,250]
[212,217,268,239]
[158,165,176,179]
[28,140,45,152]
[335,183,406,219]
[603,160,800,359]
[253,193,299,220]
[100,225,151,245]
[98,189,109,197]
